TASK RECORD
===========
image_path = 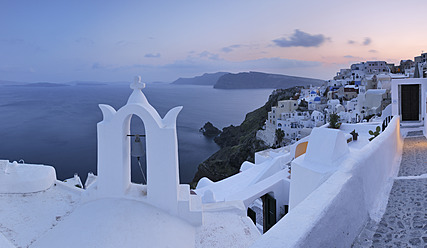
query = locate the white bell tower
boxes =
[96,76,202,225]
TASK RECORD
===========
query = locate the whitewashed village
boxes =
[258,53,427,146]
[1,52,427,247]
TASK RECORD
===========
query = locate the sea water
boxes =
[0,83,272,184]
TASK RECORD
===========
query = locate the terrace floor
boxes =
[353,133,427,247]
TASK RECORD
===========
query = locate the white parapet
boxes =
[0,160,56,193]
[251,116,403,248]
[289,128,349,209]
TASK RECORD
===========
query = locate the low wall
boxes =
[251,116,403,247]
[424,113,427,138]
[346,116,403,221]
[0,162,57,194]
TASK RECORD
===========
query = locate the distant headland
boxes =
[172,71,324,89]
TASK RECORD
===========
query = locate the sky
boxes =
[1,0,427,83]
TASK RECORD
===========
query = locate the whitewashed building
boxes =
[351,61,390,74]
[267,100,298,127]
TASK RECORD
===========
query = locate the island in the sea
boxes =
[172,71,323,89]
[214,71,324,89]
[171,72,228,86]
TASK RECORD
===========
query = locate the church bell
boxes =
[131,134,145,158]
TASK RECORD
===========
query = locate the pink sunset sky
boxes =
[1,0,426,83]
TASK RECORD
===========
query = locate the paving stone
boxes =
[353,137,427,247]
[409,237,421,245]
[398,136,427,176]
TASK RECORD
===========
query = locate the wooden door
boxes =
[401,84,419,121]
[262,193,276,233]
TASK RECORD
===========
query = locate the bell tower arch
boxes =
[96,76,183,215]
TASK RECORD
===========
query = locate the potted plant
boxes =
[350,129,358,141]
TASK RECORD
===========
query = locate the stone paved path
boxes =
[353,135,427,248]
[399,136,427,176]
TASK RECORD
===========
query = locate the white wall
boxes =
[425,103,427,138]
[365,90,385,109]
[0,161,56,194]
[289,128,349,209]
[251,116,403,248]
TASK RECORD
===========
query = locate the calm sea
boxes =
[0,83,272,184]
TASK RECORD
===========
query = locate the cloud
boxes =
[91,62,114,70]
[347,38,372,46]
[273,29,328,48]
[221,44,242,53]
[154,57,321,74]
[343,55,364,61]
[369,49,378,53]
[237,57,321,69]
[119,56,321,77]
[144,53,161,58]
[87,53,323,82]
[92,63,103,69]
[115,40,144,47]
[115,40,127,46]
[198,51,220,60]
[363,37,371,46]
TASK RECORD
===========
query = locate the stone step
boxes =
[400,125,423,128]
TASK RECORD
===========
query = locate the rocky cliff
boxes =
[199,122,221,137]
[171,72,228,85]
[214,71,323,89]
[192,86,302,186]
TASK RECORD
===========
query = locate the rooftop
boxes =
[0,78,260,248]
[2,77,427,247]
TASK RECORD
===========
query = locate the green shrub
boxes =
[275,129,285,146]
[328,113,341,129]
[368,126,381,141]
